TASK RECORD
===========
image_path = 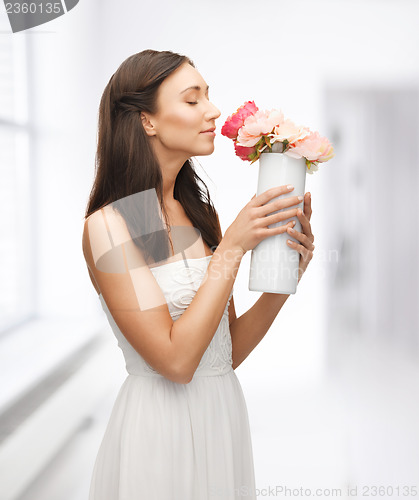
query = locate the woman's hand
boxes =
[286,192,315,282]
[223,185,302,257]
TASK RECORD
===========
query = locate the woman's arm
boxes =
[84,187,302,384]
[230,292,290,369]
[169,238,243,380]
[229,192,315,369]
[83,206,244,385]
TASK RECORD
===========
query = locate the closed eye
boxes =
[187,102,198,105]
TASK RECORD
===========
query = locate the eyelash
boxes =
[187,92,211,105]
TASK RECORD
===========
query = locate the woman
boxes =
[82,49,314,500]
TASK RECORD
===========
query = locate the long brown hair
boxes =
[84,49,222,264]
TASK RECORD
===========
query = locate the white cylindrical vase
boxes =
[248,148,307,294]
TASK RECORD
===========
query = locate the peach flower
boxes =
[221,100,335,170]
[270,119,310,146]
[236,109,284,147]
[285,131,335,163]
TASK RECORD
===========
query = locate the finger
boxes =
[297,249,314,282]
[256,194,303,218]
[286,226,315,251]
[287,239,313,262]
[304,192,312,222]
[261,219,295,238]
[279,220,296,232]
[250,184,295,208]
[262,207,299,227]
[297,209,314,241]
[257,200,302,221]
[287,238,310,257]
[261,219,295,236]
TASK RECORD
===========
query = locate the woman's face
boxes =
[142,62,221,161]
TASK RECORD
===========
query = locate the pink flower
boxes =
[236,109,285,147]
[221,101,259,140]
[285,131,335,163]
[221,100,334,171]
[270,119,310,145]
[234,141,256,161]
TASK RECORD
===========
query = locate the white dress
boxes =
[88,255,257,500]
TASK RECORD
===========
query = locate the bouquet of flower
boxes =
[221,100,334,173]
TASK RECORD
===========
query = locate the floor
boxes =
[16,330,419,500]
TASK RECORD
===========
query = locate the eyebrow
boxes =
[180,85,209,94]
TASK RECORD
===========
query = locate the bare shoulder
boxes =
[81,206,183,383]
[82,206,133,264]
[82,206,152,303]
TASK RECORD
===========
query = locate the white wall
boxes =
[3,0,419,495]
[25,0,106,318]
[25,0,419,376]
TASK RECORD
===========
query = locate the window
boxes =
[0,20,34,334]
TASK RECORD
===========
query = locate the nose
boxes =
[207,101,221,121]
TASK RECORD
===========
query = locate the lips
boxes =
[201,128,216,133]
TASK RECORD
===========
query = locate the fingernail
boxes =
[287,184,294,190]
[308,192,311,197]
[297,196,303,201]
[288,227,294,233]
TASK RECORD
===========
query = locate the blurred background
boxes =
[0,0,418,498]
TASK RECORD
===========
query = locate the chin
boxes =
[194,146,215,157]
